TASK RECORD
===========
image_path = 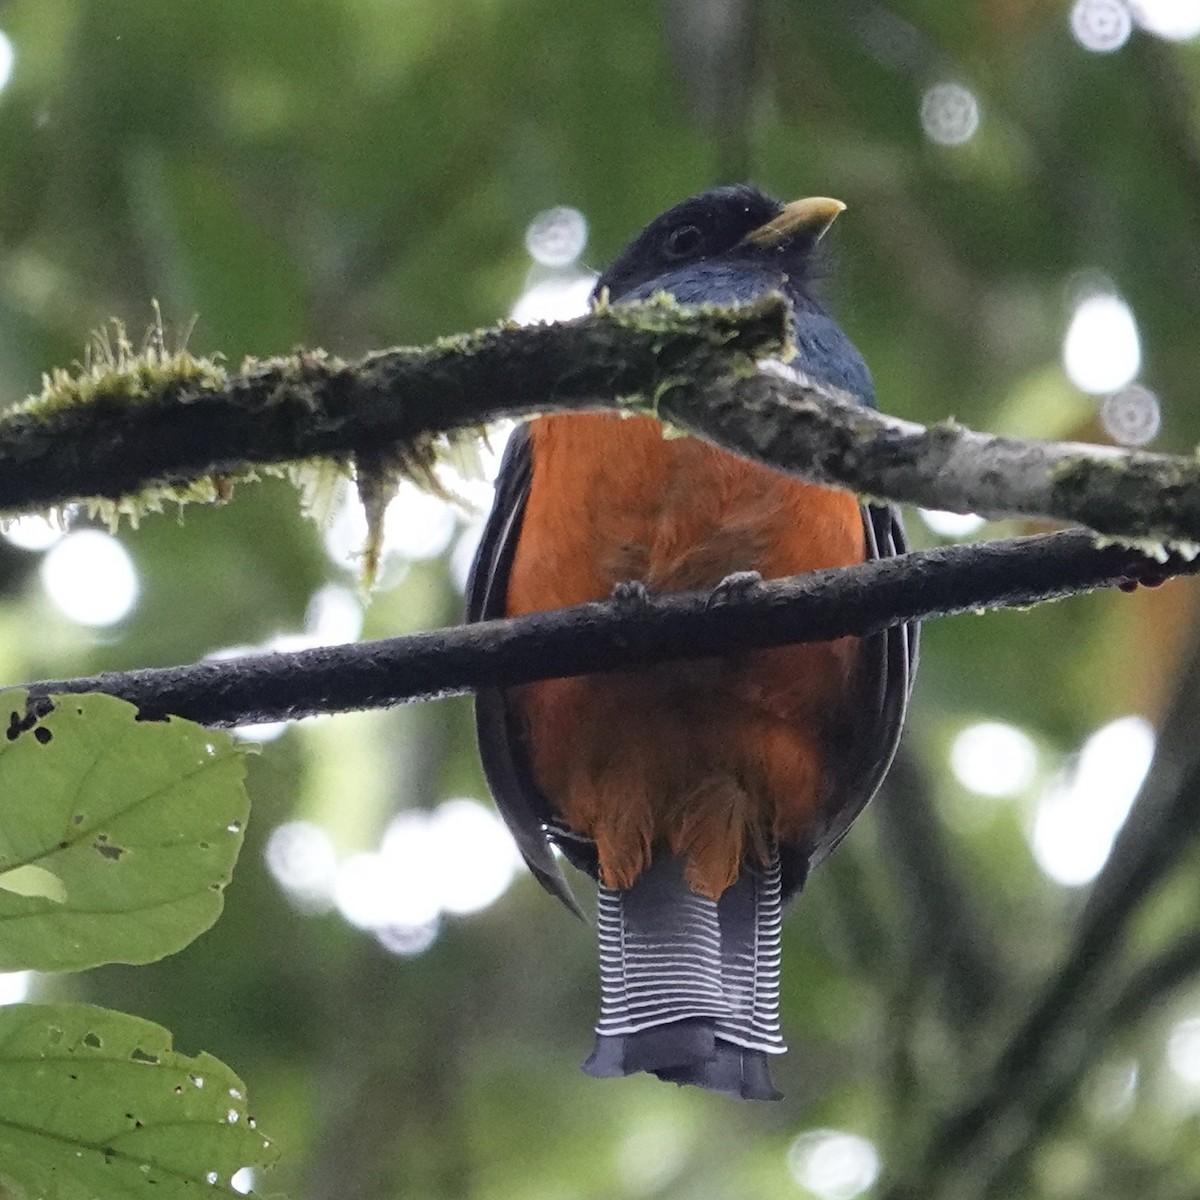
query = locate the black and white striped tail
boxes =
[582,851,786,1101]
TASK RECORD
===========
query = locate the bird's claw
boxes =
[707,571,763,610]
[610,580,651,611]
[1118,568,1169,592]
[1117,550,1175,592]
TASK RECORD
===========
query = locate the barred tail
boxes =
[582,851,785,1101]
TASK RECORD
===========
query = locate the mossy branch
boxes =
[6,295,1200,548]
[655,366,1200,552]
[0,296,788,518]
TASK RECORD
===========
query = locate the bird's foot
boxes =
[1118,566,1170,592]
[610,579,652,612]
[706,571,763,610]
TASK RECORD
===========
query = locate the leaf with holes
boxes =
[0,1003,277,1197]
[0,690,249,971]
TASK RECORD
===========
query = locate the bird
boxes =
[467,184,916,1101]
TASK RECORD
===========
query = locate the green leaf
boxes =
[0,691,249,972]
[0,1003,277,1198]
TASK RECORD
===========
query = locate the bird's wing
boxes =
[804,503,918,874]
[466,423,585,917]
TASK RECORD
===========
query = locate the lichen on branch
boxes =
[652,365,1200,553]
[0,294,789,518]
[5,293,1200,553]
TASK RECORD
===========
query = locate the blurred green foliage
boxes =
[2,1,1200,1197]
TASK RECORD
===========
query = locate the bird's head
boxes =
[594,184,844,307]
[592,184,873,404]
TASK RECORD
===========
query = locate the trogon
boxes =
[467,185,917,1101]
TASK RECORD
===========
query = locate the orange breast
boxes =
[505,413,866,898]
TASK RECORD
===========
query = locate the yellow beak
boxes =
[743,196,846,247]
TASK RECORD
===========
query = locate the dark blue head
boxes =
[594,184,875,406]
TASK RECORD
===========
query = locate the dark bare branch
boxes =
[18,529,1193,728]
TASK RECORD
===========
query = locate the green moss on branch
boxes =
[0,295,790,522]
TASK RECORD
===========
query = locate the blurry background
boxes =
[0,1,1198,1196]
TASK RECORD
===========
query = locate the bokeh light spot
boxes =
[375,814,446,928]
[1101,384,1161,446]
[382,482,457,562]
[510,273,597,324]
[1032,716,1154,886]
[265,821,337,913]
[1131,0,1200,40]
[450,519,486,595]
[920,82,980,145]
[1063,291,1141,394]
[787,1130,880,1200]
[1169,1017,1200,1086]
[512,206,596,322]
[950,722,1039,798]
[0,972,31,1006]
[322,481,456,572]
[525,206,588,267]
[304,584,363,646]
[429,799,521,915]
[920,509,986,539]
[0,32,14,94]
[319,800,520,955]
[374,922,440,956]
[232,720,287,744]
[334,850,416,930]
[3,514,65,552]
[616,1119,690,1193]
[1071,0,1134,50]
[41,530,139,626]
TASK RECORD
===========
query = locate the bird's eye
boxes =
[663,224,702,258]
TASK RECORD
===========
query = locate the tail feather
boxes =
[582,851,786,1101]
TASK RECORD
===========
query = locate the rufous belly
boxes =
[505,413,865,898]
